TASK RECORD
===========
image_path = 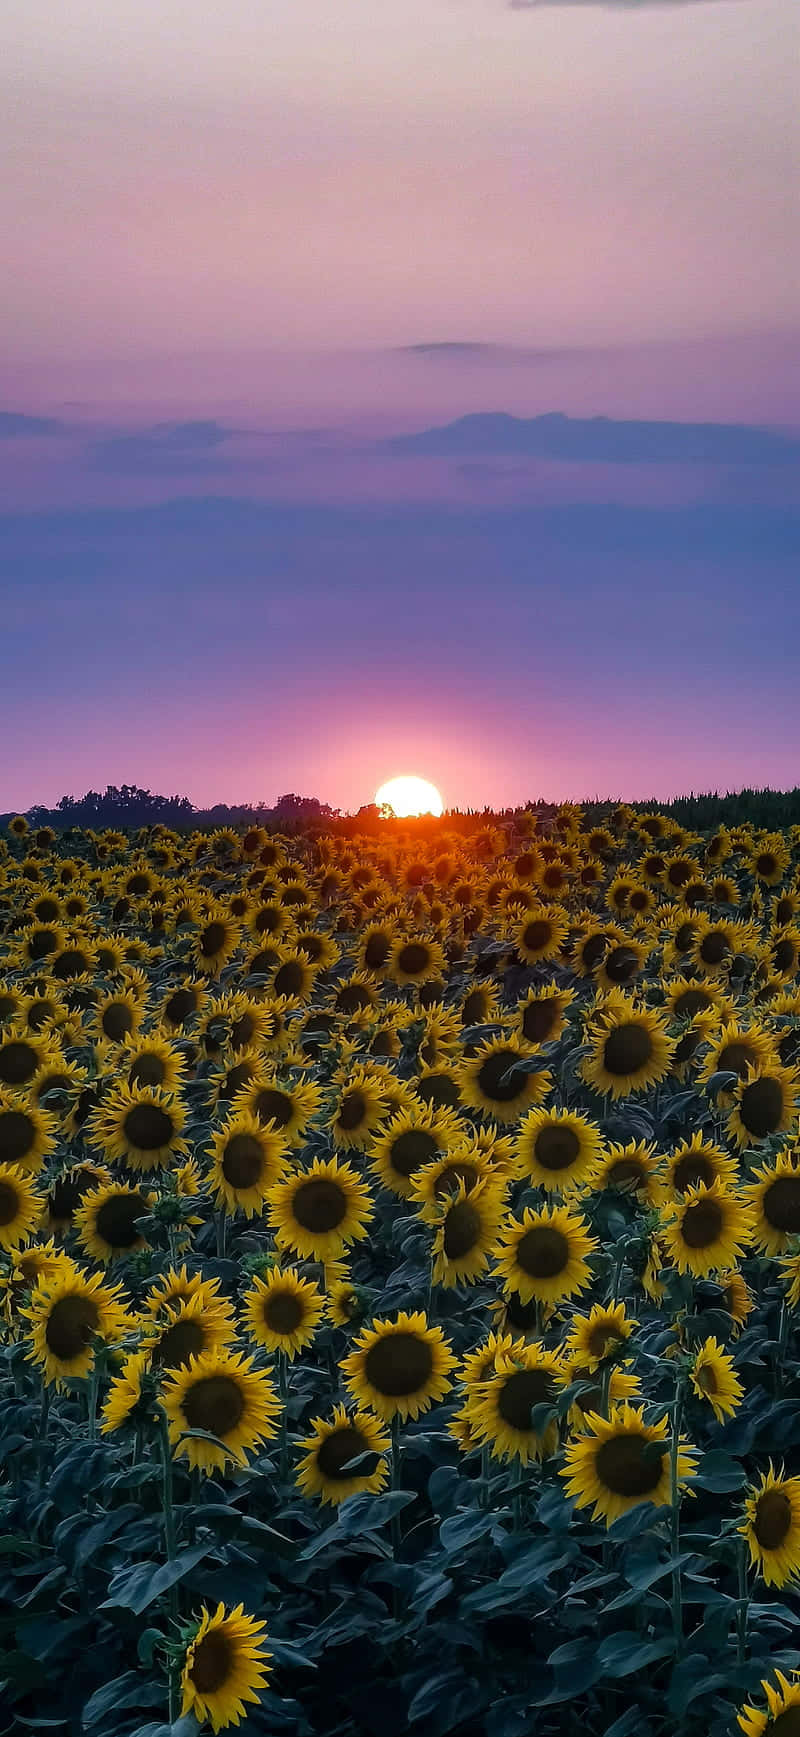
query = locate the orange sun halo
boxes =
[375,776,444,818]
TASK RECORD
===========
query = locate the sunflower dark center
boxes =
[582,934,609,971]
[463,990,488,1025]
[768,1709,800,1735]
[52,949,90,979]
[595,1432,664,1496]
[274,960,305,996]
[129,1054,167,1088]
[762,1176,800,1233]
[336,984,373,1014]
[603,1024,654,1075]
[0,1042,38,1087]
[699,933,728,965]
[718,1042,756,1078]
[740,1076,784,1137]
[338,1091,367,1132]
[516,1225,569,1278]
[675,922,696,950]
[587,1322,624,1359]
[0,1110,35,1164]
[497,1368,555,1431]
[124,1104,174,1151]
[0,1181,22,1225]
[605,948,640,984]
[154,1318,206,1369]
[189,1628,235,1695]
[200,923,227,958]
[606,1158,647,1190]
[230,1013,256,1048]
[165,988,198,1026]
[522,920,552,953]
[522,999,559,1043]
[399,943,432,977]
[433,1160,480,1199]
[95,1192,148,1248]
[29,929,60,959]
[262,1290,304,1334]
[672,1152,716,1193]
[534,1125,581,1172]
[681,1198,724,1248]
[673,989,713,1017]
[754,1489,792,1551]
[317,1425,377,1480]
[45,1294,101,1360]
[418,1073,461,1108]
[293,1178,347,1232]
[364,932,391,969]
[222,1133,266,1189]
[364,1331,434,1396]
[773,940,796,974]
[183,1374,245,1437]
[390,1129,439,1178]
[443,1200,482,1259]
[101,1003,134,1041]
[696,1362,718,1394]
[252,1089,292,1129]
[674,1032,701,1065]
[756,854,778,878]
[477,1050,522,1103]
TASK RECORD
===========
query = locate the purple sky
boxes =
[2,0,799,813]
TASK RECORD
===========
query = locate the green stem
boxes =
[599,1361,614,1419]
[610,1248,626,1306]
[670,1379,685,1656]
[37,1384,51,1492]
[87,1360,100,1441]
[774,1300,789,1397]
[215,1210,227,1259]
[390,1416,402,1560]
[159,1410,179,1625]
[278,1352,289,1482]
[736,1537,749,1666]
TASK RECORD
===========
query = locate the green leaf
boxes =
[596,1632,674,1677]
[82,1671,164,1728]
[101,1543,213,1615]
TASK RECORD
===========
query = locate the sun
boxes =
[375,776,444,818]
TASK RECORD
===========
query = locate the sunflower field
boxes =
[3,804,800,1737]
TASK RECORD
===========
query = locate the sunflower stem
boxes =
[278,1351,289,1482]
[37,1383,50,1491]
[215,1210,227,1259]
[669,1377,685,1656]
[736,1534,749,1666]
[773,1299,789,1396]
[159,1409,179,1624]
[87,1360,100,1441]
[599,1360,614,1419]
[390,1416,402,1558]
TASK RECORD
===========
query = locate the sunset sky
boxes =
[2,0,798,813]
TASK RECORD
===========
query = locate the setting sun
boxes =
[375,775,444,817]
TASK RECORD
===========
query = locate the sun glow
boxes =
[375,776,444,818]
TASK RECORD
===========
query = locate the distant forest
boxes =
[4,782,800,835]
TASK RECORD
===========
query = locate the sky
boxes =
[2,0,799,813]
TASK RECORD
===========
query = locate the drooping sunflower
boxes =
[162,1348,280,1473]
[727,1062,800,1149]
[565,1302,637,1373]
[100,1351,153,1435]
[738,1670,800,1737]
[744,1153,800,1256]
[88,1084,188,1173]
[242,1266,324,1359]
[466,1339,565,1464]
[690,1336,743,1422]
[369,1102,463,1200]
[431,1179,506,1287]
[513,906,569,965]
[590,1140,665,1207]
[581,994,674,1099]
[233,1071,323,1146]
[295,1403,390,1506]
[24,1264,131,1385]
[74,1181,154,1263]
[341,1309,456,1423]
[741,1466,800,1588]
[267,1156,373,1261]
[459,1038,551,1125]
[663,1133,740,1197]
[330,1068,389,1151]
[0,1163,44,1250]
[513,984,574,1049]
[561,1402,698,1527]
[660,1179,752,1277]
[718,1267,755,1330]
[493,1203,597,1307]
[180,1602,271,1733]
[514,1105,603,1194]
[208,1111,291,1217]
[0,1091,57,1172]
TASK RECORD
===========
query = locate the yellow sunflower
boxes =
[24,1264,131,1385]
[0,1163,44,1250]
[267,1156,373,1261]
[459,1038,551,1125]
[162,1348,280,1473]
[465,1340,565,1464]
[590,1141,664,1207]
[122,1031,187,1094]
[88,1083,188,1172]
[565,1302,637,1373]
[514,1106,603,1194]
[143,1264,235,1327]
[513,907,568,965]
[513,984,574,1049]
[660,1180,752,1277]
[727,1063,800,1149]
[74,1182,154,1263]
[431,1179,505,1287]
[209,1111,291,1217]
[738,1670,800,1736]
[144,1293,234,1371]
[92,987,143,1049]
[45,1161,111,1233]
[493,1203,597,1306]
[180,1602,271,1733]
[295,1403,390,1506]
[561,1402,698,1527]
[0,1091,56,1172]
[412,1142,504,1221]
[330,1068,389,1151]
[341,1309,456,1422]
[369,1103,463,1200]
[662,1133,739,1197]
[690,1336,743,1422]
[698,1021,777,1100]
[581,994,674,1099]
[193,908,241,976]
[744,1154,800,1256]
[242,1266,324,1359]
[233,1072,323,1146]
[741,1466,800,1587]
[101,1351,153,1434]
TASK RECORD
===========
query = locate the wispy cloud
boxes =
[380,411,800,465]
[0,411,65,438]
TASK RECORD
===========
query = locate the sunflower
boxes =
[663,1133,739,1197]
[88,1084,188,1173]
[458,1329,516,1390]
[267,1156,373,1261]
[465,1340,565,1464]
[744,1154,800,1256]
[100,1351,154,1434]
[161,980,207,1032]
[92,987,143,1049]
[698,1021,777,1099]
[242,1266,324,1359]
[513,984,574,1048]
[460,981,501,1030]
[514,1106,603,1194]
[581,994,674,1099]
[690,1336,743,1422]
[0,1092,56,1172]
[718,1267,754,1329]
[590,1141,665,1207]
[193,908,241,976]
[296,1403,390,1506]
[595,936,648,993]
[513,907,568,965]
[459,1038,551,1125]
[0,1026,50,1091]
[330,1068,388,1151]
[271,949,318,1002]
[144,1293,234,1371]
[143,1263,235,1327]
[412,1142,504,1220]
[208,1111,290,1217]
[341,1309,456,1423]
[415,1063,463,1112]
[751,834,791,886]
[162,1348,280,1473]
[180,1602,271,1733]
[122,1031,187,1094]
[493,1203,597,1306]
[660,1179,752,1277]
[74,1180,155,1262]
[561,1402,698,1527]
[563,1363,642,1430]
[431,1179,506,1287]
[727,1062,800,1149]
[369,1103,463,1200]
[565,1303,637,1373]
[0,1163,44,1250]
[1,1239,69,1321]
[9,814,28,837]
[24,1265,131,1385]
[741,1467,800,1588]
[738,1670,800,1736]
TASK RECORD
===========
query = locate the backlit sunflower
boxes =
[744,1153,800,1255]
[565,1302,637,1373]
[180,1602,271,1733]
[727,1062,800,1149]
[590,1141,664,1207]
[514,1106,603,1194]
[88,1083,188,1173]
[0,1163,44,1250]
[330,1068,388,1151]
[690,1336,743,1422]
[163,1347,280,1473]
[296,1403,390,1506]
[561,1402,698,1527]
[24,1264,131,1385]
[459,1038,551,1125]
[267,1156,373,1261]
[741,1467,800,1587]
[660,1179,752,1277]
[513,984,574,1048]
[431,1179,505,1287]
[513,907,568,965]
[74,1181,154,1263]
[493,1202,597,1306]
[738,1670,800,1737]
[369,1102,463,1200]
[581,994,674,1099]
[0,1092,56,1172]
[465,1340,565,1464]
[341,1309,456,1422]
[209,1111,290,1217]
[663,1133,739,1197]
[242,1266,324,1359]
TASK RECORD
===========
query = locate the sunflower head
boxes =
[296,1403,390,1506]
[341,1309,457,1423]
[180,1602,271,1733]
[242,1266,324,1359]
[741,1465,800,1588]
